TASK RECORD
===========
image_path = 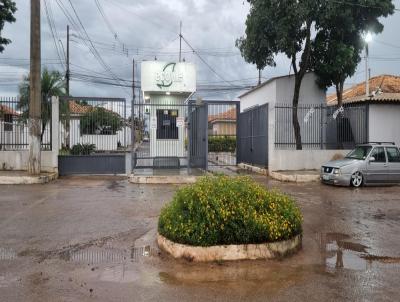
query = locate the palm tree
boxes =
[18,68,66,142]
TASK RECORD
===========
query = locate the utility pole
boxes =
[131,58,135,171]
[258,69,261,86]
[66,25,70,95]
[179,21,182,62]
[28,0,41,175]
[365,43,369,97]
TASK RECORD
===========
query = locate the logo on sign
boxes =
[155,63,184,89]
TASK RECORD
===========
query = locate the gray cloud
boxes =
[1,0,399,99]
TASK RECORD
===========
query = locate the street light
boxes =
[364,32,373,97]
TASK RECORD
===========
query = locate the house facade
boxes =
[327,75,400,146]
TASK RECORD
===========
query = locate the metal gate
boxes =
[188,103,208,169]
[58,97,129,175]
[237,104,268,167]
[132,100,239,172]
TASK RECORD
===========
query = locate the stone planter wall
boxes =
[157,233,302,262]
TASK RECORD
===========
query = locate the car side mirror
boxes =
[369,156,375,162]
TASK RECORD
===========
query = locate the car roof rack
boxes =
[361,142,396,145]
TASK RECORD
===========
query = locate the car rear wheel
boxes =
[351,171,363,187]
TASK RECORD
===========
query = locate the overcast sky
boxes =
[1,0,400,100]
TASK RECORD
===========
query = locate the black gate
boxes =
[188,103,208,169]
[237,104,268,167]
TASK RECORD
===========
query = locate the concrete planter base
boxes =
[157,233,302,262]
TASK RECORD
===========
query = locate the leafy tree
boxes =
[313,0,394,107]
[0,0,17,53]
[18,68,66,141]
[80,107,123,135]
[237,0,394,149]
[237,0,320,150]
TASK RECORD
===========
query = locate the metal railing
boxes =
[0,96,52,151]
[59,97,128,154]
[275,104,368,150]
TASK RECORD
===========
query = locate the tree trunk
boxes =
[335,80,345,149]
[335,80,344,108]
[291,20,312,151]
[292,75,303,150]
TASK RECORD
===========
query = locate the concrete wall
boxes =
[239,80,276,112]
[0,96,59,172]
[369,104,400,145]
[269,149,351,171]
[275,73,326,105]
[0,150,57,172]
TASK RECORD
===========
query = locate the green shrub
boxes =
[70,143,96,155]
[158,175,302,246]
[208,136,236,152]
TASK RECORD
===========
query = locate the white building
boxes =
[140,61,196,167]
[238,72,336,171]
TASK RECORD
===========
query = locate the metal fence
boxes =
[275,104,368,150]
[59,97,129,153]
[0,96,52,151]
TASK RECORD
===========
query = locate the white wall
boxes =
[369,104,400,145]
[275,73,326,105]
[0,150,57,172]
[239,80,276,112]
[270,149,350,171]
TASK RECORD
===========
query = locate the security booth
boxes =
[136,61,198,169]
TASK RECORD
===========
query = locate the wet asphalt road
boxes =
[0,175,400,301]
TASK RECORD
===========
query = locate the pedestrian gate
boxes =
[237,104,268,168]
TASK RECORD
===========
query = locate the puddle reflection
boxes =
[63,245,157,264]
[317,232,400,271]
[0,248,17,260]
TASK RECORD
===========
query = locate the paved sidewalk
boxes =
[0,171,58,184]
[270,170,320,183]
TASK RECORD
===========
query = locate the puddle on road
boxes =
[317,232,400,271]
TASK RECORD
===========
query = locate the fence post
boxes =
[51,96,59,171]
[320,104,324,150]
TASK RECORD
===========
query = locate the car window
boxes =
[346,146,372,160]
[386,147,400,163]
[370,147,386,163]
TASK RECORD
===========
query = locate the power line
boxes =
[180,35,235,87]
[62,0,131,96]
[43,0,65,71]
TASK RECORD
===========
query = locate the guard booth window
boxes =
[156,109,178,139]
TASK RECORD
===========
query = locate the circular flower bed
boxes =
[158,175,302,247]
